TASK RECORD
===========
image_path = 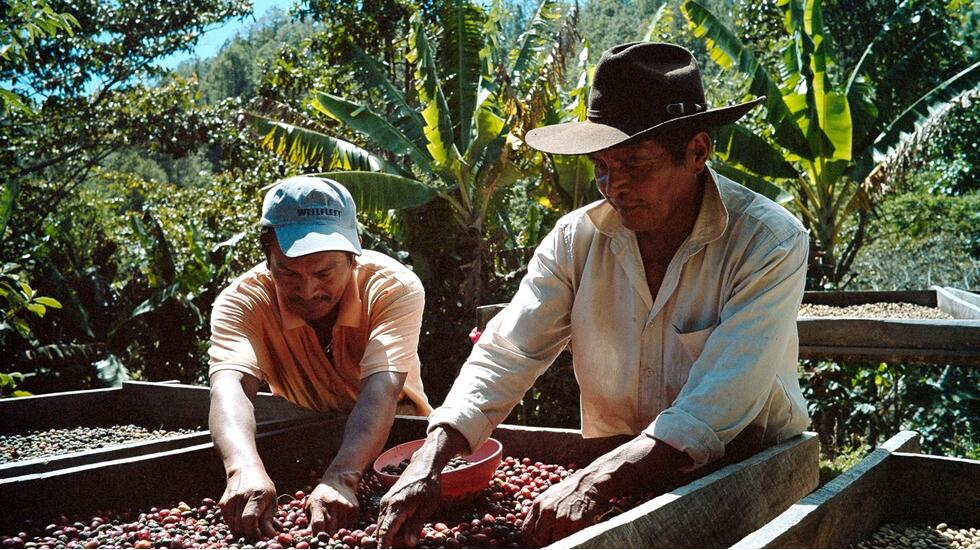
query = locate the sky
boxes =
[158,0,286,70]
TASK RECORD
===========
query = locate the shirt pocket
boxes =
[670,323,716,365]
[662,323,716,406]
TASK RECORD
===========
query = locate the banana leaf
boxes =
[438,0,486,151]
[247,113,402,175]
[509,0,563,92]
[714,124,800,179]
[313,91,433,173]
[710,162,794,204]
[344,42,427,150]
[409,13,462,175]
[682,0,814,160]
[851,59,980,182]
[314,171,439,212]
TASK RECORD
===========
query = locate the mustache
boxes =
[288,296,332,305]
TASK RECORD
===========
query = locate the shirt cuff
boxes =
[426,403,496,455]
[644,408,725,472]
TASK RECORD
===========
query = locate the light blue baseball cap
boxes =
[260,175,362,258]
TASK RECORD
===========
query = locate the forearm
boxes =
[578,435,691,498]
[209,380,263,476]
[326,385,401,480]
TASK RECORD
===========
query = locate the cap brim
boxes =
[525,97,765,155]
[274,224,363,258]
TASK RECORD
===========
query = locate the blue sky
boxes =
[159,0,286,69]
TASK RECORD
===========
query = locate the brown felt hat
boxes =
[525,42,764,155]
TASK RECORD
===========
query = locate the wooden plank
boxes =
[886,453,980,526]
[802,290,937,307]
[733,431,920,549]
[936,286,980,320]
[943,287,980,309]
[797,318,980,350]
[550,433,819,548]
[0,387,120,432]
[0,414,350,533]
[799,345,980,367]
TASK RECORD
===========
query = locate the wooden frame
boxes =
[734,431,980,548]
[0,381,320,478]
[0,416,818,547]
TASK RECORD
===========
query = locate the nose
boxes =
[598,167,630,199]
[299,276,319,300]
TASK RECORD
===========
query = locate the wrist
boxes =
[322,466,362,488]
[225,460,265,479]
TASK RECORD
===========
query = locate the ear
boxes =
[686,131,711,174]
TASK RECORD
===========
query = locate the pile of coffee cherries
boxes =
[2,455,651,548]
[0,425,200,464]
[380,456,471,476]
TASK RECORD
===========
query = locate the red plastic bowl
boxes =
[372,437,503,501]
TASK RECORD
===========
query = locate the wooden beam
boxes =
[550,433,819,548]
[733,432,926,549]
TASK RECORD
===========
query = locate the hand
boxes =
[521,468,610,546]
[306,471,361,536]
[219,465,279,539]
[375,457,442,548]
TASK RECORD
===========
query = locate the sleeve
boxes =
[427,221,576,452]
[358,277,426,379]
[208,287,265,382]
[644,227,809,470]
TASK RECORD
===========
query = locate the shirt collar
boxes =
[273,259,364,331]
[585,166,730,250]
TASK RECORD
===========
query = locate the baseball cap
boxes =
[260,175,363,258]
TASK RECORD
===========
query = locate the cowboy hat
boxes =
[525,42,764,155]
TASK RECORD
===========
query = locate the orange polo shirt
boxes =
[208,250,431,415]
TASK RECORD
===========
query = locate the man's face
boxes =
[268,244,354,322]
[588,133,708,233]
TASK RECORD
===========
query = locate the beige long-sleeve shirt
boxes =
[428,168,810,470]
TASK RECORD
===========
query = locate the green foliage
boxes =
[846,193,980,289]
[1,0,251,233]
[249,0,580,314]
[681,0,980,288]
[0,263,62,346]
[802,360,980,459]
[0,0,79,114]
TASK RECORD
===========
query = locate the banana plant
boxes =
[681,0,980,288]
[248,0,578,310]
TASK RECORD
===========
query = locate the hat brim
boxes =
[273,224,363,258]
[525,98,765,155]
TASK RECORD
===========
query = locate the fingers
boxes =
[220,495,243,537]
[400,515,427,548]
[308,502,326,536]
[376,499,411,549]
[259,498,278,539]
[324,507,338,537]
[522,500,555,547]
[240,498,262,540]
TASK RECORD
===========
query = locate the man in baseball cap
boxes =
[208,175,431,539]
[376,42,810,547]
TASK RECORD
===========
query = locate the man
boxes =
[207,175,431,539]
[375,42,810,547]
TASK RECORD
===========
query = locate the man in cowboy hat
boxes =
[375,42,810,547]
[208,176,431,539]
